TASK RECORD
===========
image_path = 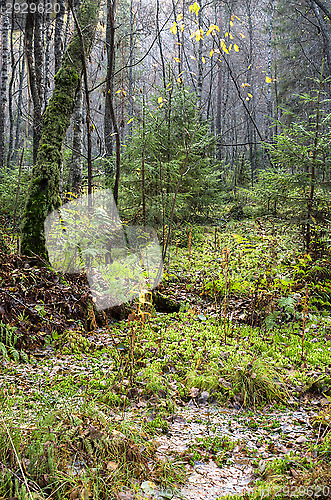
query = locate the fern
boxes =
[7,346,19,363]
[0,342,8,360]
[0,321,27,362]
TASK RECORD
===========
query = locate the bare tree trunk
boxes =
[21,0,101,257]
[156,0,166,89]
[7,7,16,167]
[128,0,134,136]
[0,5,9,170]
[104,0,115,174]
[245,0,255,185]
[25,0,44,165]
[171,0,182,74]
[311,0,331,76]
[68,85,83,193]
[142,91,146,224]
[266,0,275,143]
[12,54,25,165]
[197,3,203,103]
[215,2,223,160]
[54,0,65,74]
[43,2,51,110]
[105,0,121,204]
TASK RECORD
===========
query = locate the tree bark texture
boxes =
[68,84,83,194]
[54,0,65,74]
[311,0,331,76]
[25,0,44,165]
[104,0,115,168]
[0,6,9,170]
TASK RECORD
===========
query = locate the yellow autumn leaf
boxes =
[189,2,200,16]
[177,77,183,83]
[158,97,163,103]
[234,44,239,52]
[181,24,185,32]
[247,93,253,98]
[209,49,214,57]
[122,90,127,96]
[159,102,164,108]
[230,20,233,27]
[170,22,177,35]
[190,55,196,60]
[231,14,234,21]
[196,28,204,41]
[239,32,245,38]
[235,15,241,20]
[229,32,233,40]
[115,89,121,94]
[127,118,133,124]
[221,40,229,54]
[174,57,180,62]
[202,56,206,63]
[225,31,228,37]
[190,28,204,41]
[266,76,272,83]
[228,44,232,51]
[177,13,183,22]
[206,24,220,36]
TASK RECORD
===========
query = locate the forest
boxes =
[0,0,331,498]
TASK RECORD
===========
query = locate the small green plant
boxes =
[0,322,27,362]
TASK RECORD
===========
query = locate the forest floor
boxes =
[1,218,331,500]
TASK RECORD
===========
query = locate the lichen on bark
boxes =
[21,0,101,258]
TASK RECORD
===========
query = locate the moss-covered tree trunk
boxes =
[21,0,100,258]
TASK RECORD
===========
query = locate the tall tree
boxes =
[54,0,65,74]
[104,0,121,205]
[311,0,331,76]
[67,85,84,194]
[25,0,44,165]
[104,0,116,174]
[21,0,101,257]
[0,3,9,170]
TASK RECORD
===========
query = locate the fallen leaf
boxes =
[189,387,199,398]
[141,480,157,495]
[107,461,118,470]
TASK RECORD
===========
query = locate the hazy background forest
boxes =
[0,0,330,252]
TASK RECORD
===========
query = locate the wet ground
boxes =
[154,403,320,499]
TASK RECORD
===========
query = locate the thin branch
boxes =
[311,0,331,21]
